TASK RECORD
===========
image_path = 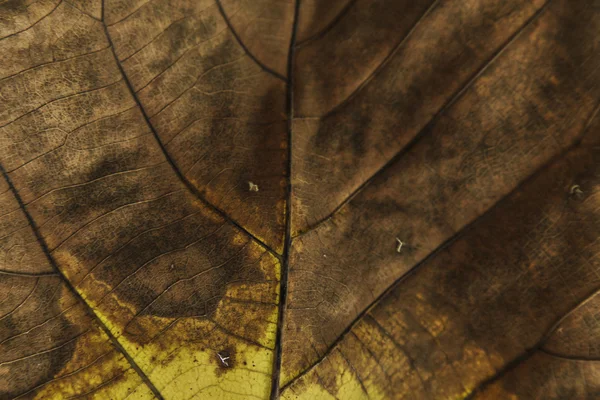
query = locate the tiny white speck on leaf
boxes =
[570,184,584,195]
[248,181,259,192]
[396,238,404,253]
[217,352,230,367]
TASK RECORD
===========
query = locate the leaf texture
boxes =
[0,0,599,399]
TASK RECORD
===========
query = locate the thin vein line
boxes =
[119,15,188,63]
[104,0,151,27]
[337,348,370,397]
[100,11,279,257]
[0,46,110,83]
[0,0,63,42]
[295,0,357,47]
[538,348,600,362]
[64,0,101,21]
[0,330,89,366]
[270,0,300,398]
[299,0,442,119]
[215,0,286,82]
[0,269,58,277]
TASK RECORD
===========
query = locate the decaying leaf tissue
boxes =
[1,0,599,399]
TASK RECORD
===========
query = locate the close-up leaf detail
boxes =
[0,0,598,399]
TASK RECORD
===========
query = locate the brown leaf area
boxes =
[0,0,599,399]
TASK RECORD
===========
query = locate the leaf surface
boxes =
[0,0,599,399]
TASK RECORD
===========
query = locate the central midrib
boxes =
[270,1,301,399]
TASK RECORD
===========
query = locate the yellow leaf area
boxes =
[41,241,280,399]
[34,328,156,400]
